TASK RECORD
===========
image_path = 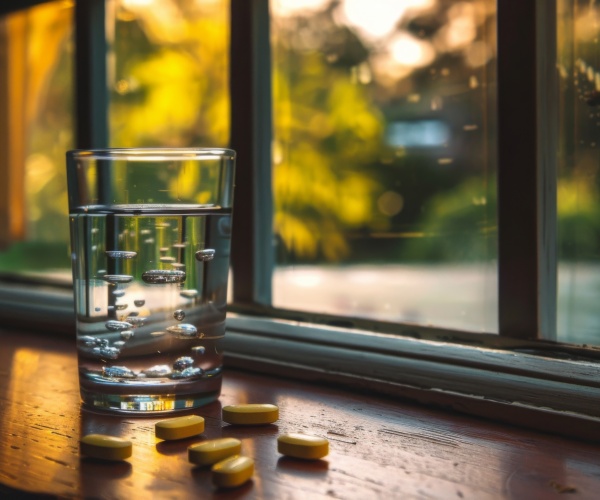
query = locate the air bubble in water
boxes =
[172,243,187,249]
[180,289,199,299]
[115,303,128,311]
[105,250,137,259]
[160,256,176,263]
[126,316,146,327]
[144,238,155,244]
[142,269,186,284]
[195,249,216,262]
[127,311,139,317]
[120,330,134,340]
[106,320,132,331]
[92,346,120,360]
[103,366,136,379]
[192,346,206,355]
[171,262,185,269]
[134,299,145,307]
[173,309,185,321]
[173,356,194,370]
[151,331,167,337]
[103,274,133,284]
[113,341,126,348]
[141,229,151,235]
[80,336,97,347]
[94,307,101,312]
[170,367,203,379]
[113,290,126,297]
[160,247,169,252]
[142,365,172,378]
[95,338,109,347]
[167,323,198,339]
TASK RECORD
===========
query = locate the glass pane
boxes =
[557,0,600,345]
[0,1,74,277]
[108,0,230,148]
[271,0,497,333]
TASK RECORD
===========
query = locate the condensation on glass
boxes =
[270,0,498,333]
[557,0,600,345]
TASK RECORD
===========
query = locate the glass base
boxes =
[81,389,220,413]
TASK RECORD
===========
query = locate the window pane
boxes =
[108,0,229,148]
[557,0,600,345]
[0,1,74,276]
[271,0,497,332]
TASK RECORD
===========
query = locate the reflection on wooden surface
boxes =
[1,328,600,499]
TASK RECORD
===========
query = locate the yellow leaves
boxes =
[111,3,229,148]
[558,177,597,217]
[338,174,377,226]
[122,51,201,144]
[166,159,219,204]
[274,154,380,260]
[274,213,350,262]
[275,213,319,259]
[271,49,388,261]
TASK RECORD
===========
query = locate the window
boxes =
[1,0,599,441]
[270,0,497,333]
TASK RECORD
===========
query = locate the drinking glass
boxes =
[67,148,235,412]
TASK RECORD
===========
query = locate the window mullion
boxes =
[0,1,49,17]
[497,0,558,340]
[74,0,108,149]
[229,0,273,307]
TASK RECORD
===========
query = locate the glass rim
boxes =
[67,147,236,161]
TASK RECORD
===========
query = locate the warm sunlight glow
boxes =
[121,0,154,7]
[339,0,437,41]
[390,33,435,67]
[435,2,477,52]
[272,0,328,17]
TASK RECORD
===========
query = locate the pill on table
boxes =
[155,415,205,440]
[80,434,132,461]
[211,455,254,488]
[188,437,242,466]
[277,433,329,459]
[222,404,279,425]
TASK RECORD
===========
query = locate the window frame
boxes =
[1,0,600,442]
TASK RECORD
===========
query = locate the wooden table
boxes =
[1,328,600,499]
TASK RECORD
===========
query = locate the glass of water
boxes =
[67,148,235,413]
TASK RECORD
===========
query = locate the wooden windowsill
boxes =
[1,328,599,499]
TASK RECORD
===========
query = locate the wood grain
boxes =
[1,328,599,499]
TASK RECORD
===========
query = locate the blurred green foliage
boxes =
[2,0,599,276]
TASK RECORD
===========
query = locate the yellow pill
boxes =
[155,415,205,440]
[222,404,279,425]
[277,433,329,459]
[80,434,132,461]
[211,455,254,489]
[188,437,242,466]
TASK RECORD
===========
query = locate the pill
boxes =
[211,455,254,488]
[188,437,242,466]
[80,434,132,461]
[155,414,205,440]
[277,433,329,460]
[222,404,279,425]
